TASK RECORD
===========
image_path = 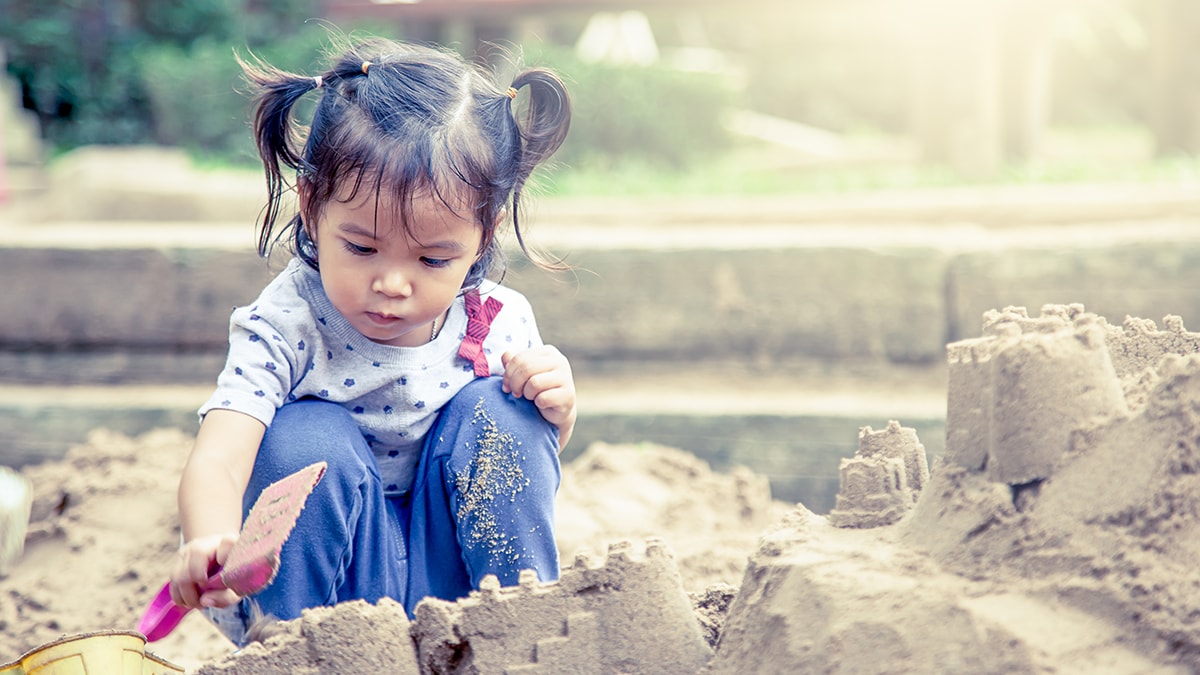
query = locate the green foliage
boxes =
[134,0,240,45]
[0,0,322,153]
[1,3,732,170]
[136,39,250,160]
[2,0,145,146]
[528,48,734,170]
[137,27,332,163]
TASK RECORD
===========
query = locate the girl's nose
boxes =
[373,268,412,297]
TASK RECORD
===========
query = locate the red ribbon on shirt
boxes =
[458,289,504,378]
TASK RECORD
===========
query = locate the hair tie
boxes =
[312,75,323,89]
[505,87,518,100]
[361,61,372,75]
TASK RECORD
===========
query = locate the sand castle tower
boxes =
[829,420,930,528]
[944,305,1129,485]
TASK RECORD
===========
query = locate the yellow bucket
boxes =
[0,630,183,675]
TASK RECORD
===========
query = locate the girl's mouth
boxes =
[365,312,402,326]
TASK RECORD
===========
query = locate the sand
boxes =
[0,432,787,672]
[1,304,1198,673]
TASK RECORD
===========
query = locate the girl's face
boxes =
[305,185,483,347]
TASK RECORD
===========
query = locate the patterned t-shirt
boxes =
[199,258,542,495]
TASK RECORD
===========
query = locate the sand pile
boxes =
[2,303,1198,673]
[0,429,233,670]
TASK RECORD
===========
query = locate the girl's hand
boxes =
[169,532,241,610]
[501,346,576,448]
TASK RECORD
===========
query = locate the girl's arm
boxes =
[501,346,576,449]
[171,409,266,610]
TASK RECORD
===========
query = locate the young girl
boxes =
[168,37,574,646]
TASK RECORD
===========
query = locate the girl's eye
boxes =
[344,241,375,255]
[421,257,451,269]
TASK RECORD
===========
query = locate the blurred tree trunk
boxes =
[999,1,1056,163]
[1146,0,1200,156]
[906,0,1002,176]
[907,0,1059,176]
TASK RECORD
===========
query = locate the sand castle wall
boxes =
[197,540,713,675]
[412,540,711,674]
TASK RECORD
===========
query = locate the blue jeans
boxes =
[205,377,561,646]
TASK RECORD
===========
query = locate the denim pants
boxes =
[205,376,561,646]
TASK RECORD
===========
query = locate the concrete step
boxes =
[2,216,1200,371]
[0,363,948,514]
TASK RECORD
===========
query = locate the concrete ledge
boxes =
[0,385,202,469]
[508,245,948,364]
[0,228,953,364]
[0,398,941,513]
[4,219,1198,368]
[949,240,1200,340]
[0,246,273,348]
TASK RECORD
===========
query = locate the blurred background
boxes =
[1,0,1199,512]
[3,0,1200,192]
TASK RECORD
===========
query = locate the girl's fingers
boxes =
[503,353,533,397]
[504,348,570,398]
[519,371,569,411]
[215,536,237,568]
[170,579,192,609]
[200,587,241,609]
[501,347,576,431]
[171,532,240,609]
[171,566,202,609]
[532,388,573,426]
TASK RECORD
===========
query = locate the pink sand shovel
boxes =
[137,461,327,642]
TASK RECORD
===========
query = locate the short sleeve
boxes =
[199,306,299,426]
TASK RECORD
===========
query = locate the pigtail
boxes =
[509,68,571,186]
[505,68,572,275]
[237,52,325,258]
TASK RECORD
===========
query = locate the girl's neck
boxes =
[430,308,448,342]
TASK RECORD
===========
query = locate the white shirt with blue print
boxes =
[199,257,542,496]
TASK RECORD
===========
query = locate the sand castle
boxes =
[196,539,711,674]
[191,303,1200,673]
[828,420,930,528]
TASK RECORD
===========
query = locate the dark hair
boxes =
[239,37,571,287]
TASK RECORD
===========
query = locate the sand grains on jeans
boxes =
[453,398,532,567]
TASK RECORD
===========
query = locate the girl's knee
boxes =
[449,376,507,409]
[252,399,376,498]
[445,376,555,437]
[269,398,359,439]
[436,377,561,484]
